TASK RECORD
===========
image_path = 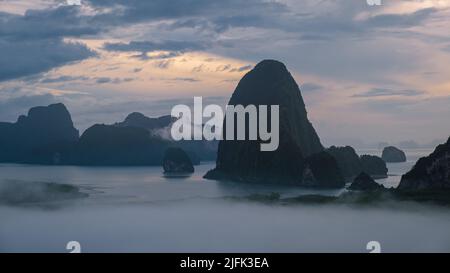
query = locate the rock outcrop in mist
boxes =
[349,172,385,191]
[163,147,195,173]
[360,155,388,178]
[67,124,168,166]
[398,137,450,191]
[382,146,407,163]
[326,146,363,178]
[326,146,388,179]
[205,60,343,188]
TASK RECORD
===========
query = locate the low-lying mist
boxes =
[1,199,450,253]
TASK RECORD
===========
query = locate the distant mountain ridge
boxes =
[115,112,175,131]
[0,103,78,164]
[0,103,216,166]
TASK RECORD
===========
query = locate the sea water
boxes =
[1,148,450,253]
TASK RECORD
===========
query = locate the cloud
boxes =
[103,40,207,53]
[0,39,96,82]
[0,1,441,82]
[103,40,208,61]
[153,2,437,39]
[0,0,448,144]
[192,64,205,73]
[0,6,98,82]
[0,6,100,40]
[216,64,231,72]
[364,8,438,29]
[94,77,134,84]
[229,65,252,72]
[170,77,201,83]
[153,59,173,69]
[352,88,425,98]
[40,75,90,83]
[301,83,324,92]
[86,0,287,26]
[132,51,182,61]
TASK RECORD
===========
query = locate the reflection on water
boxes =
[1,149,450,253]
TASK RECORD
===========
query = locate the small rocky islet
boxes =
[162,147,195,174]
[382,146,407,163]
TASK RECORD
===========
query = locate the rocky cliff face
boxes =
[303,152,345,188]
[360,155,388,178]
[163,147,195,173]
[0,103,79,164]
[326,146,363,178]
[348,172,385,191]
[222,59,323,157]
[326,146,388,179]
[382,146,406,163]
[67,124,168,166]
[204,60,342,187]
[115,112,175,131]
[398,137,450,191]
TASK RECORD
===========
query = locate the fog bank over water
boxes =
[1,200,450,253]
[1,149,450,253]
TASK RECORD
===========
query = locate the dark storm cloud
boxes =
[0,6,100,40]
[103,40,207,53]
[0,6,98,82]
[352,88,425,98]
[0,1,440,82]
[364,8,438,28]
[86,0,287,25]
[151,2,437,38]
[77,0,438,40]
[0,39,96,82]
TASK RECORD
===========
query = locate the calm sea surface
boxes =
[1,148,450,253]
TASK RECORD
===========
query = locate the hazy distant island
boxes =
[382,146,407,163]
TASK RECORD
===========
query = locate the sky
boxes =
[0,0,449,147]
